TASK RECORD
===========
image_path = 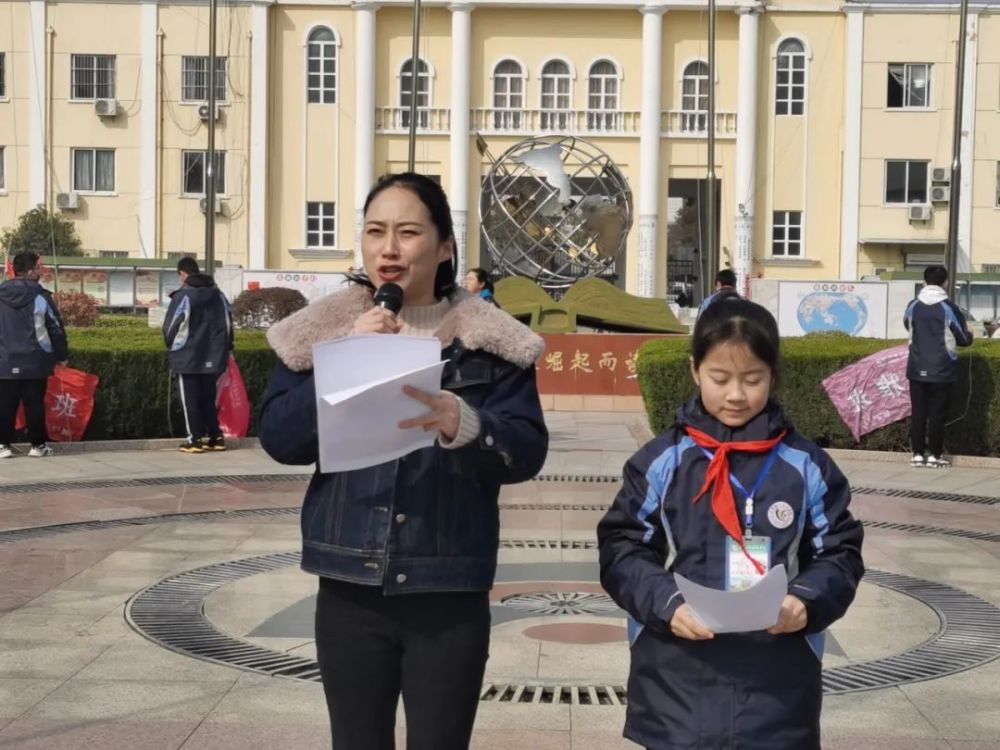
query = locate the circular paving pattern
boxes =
[500,591,620,616]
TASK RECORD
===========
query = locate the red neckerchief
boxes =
[685,425,787,575]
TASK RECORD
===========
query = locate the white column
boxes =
[638,5,665,298]
[957,13,978,274]
[449,3,472,277]
[354,3,378,268]
[28,0,46,207]
[249,1,270,269]
[733,5,760,297]
[839,9,864,281]
[139,2,158,259]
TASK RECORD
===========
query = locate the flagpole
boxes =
[407,0,422,172]
[945,0,970,302]
[204,0,218,277]
[706,0,718,289]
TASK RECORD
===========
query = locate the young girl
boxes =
[598,297,864,750]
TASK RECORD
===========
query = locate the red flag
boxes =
[15,366,100,442]
[216,355,251,438]
[821,345,911,441]
[3,255,12,279]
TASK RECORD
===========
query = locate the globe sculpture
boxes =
[479,135,633,293]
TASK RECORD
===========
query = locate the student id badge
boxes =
[725,536,772,592]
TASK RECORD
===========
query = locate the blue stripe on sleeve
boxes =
[777,444,830,554]
[636,435,694,544]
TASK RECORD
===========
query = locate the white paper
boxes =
[674,564,788,634]
[313,335,446,473]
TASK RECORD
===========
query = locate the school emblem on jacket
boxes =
[767,501,795,529]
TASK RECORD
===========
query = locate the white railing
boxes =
[375,107,451,134]
[661,110,738,138]
[471,108,642,136]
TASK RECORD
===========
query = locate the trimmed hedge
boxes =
[638,335,1000,456]
[65,327,277,441]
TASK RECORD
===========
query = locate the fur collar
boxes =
[267,285,545,372]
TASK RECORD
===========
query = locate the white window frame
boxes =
[306,26,339,105]
[181,56,228,103]
[587,58,621,131]
[306,201,337,248]
[539,58,573,131]
[71,148,116,194]
[398,57,433,128]
[681,60,710,132]
[492,58,526,130]
[181,150,227,197]
[884,159,929,205]
[887,63,932,110]
[99,250,129,259]
[0,52,6,100]
[775,38,807,116]
[70,54,116,101]
[771,211,803,257]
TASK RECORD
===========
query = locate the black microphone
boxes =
[373,282,404,315]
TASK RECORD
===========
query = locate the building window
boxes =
[776,39,806,115]
[995,163,1000,208]
[399,58,430,128]
[0,53,6,98]
[182,56,227,102]
[167,252,197,260]
[72,148,115,193]
[885,160,929,204]
[0,146,5,191]
[540,59,572,130]
[587,59,619,131]
[182,151,226,196]
[99,250,129,259]
[772,211,803,257]
[306,202,336,248]
[307,27,337,104]
[492,59,525,130]
[887,63,931,109]
[681,61,710,132]
[71,54,116,100]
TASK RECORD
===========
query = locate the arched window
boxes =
[681,61,710,132]
[587,59,619,131]
[399,58,431,128]
[776,39,806,115]
[307,27,337,104]
[493,59,525,130]
[540,59,572,131]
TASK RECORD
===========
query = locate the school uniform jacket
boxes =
[598,397,864,750]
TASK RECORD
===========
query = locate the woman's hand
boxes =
[351,307,401,335]
[767,595,808,635]
[669,604,714,640]
[399,386,460,442]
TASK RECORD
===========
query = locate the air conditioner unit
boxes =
[931,167,950,184]
[94,99,118,118]
[199,196,223,214]
[56,192,80,211]
[908,204,932,222]
[930,186,951,204]
[197,103,220,122]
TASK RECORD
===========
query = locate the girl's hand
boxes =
[669,604,715,640]
[351,307,401,335]
[767,595,808,634]
[399,386,460,442]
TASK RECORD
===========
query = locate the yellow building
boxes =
[0,0,995,296]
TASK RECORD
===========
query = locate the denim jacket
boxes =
[259,286,549,594]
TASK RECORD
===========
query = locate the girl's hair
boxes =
[350,173,457,298]
[467,267,494,294]
[691,296,781,374]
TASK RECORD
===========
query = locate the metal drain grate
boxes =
[852,486,999,506]
[126,553,1000,699]
[862,520,1000,545]
[500,539,597,550]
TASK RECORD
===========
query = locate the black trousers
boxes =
[0,378,48,447]
[314,577,491,750]
[178,373,222,441]
[910,380,951,457]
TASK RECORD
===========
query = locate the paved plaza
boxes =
[1,412,1000,749]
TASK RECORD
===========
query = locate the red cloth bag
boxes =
[15,365,100,442]
[216,354,250,438]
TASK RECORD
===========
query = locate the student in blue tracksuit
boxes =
[903,265,974,468]
[598,297,864,750]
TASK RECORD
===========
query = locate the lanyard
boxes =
[698,445,780,537]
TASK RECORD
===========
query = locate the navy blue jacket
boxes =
[904,285,973,383]
[0,278,68,380]
[697,287,741,318]
[163,274,233,375]
[259,286,548,594]
[598,398,864,749]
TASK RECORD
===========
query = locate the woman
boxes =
[259,173,548,750]
[463,267,500,307]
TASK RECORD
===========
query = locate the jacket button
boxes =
[395,513,407,524]
[396,573,407,584]
[484,435,495,447]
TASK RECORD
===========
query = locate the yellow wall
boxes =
[0,2,34,229]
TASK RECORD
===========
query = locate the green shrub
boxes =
[638,337,1000,456]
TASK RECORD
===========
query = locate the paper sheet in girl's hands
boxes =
[313,335,447,473]
[674,565,788,633]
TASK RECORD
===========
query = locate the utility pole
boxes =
[945,0,970,301]
[406,0,422,172]
[204,0,218,276]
